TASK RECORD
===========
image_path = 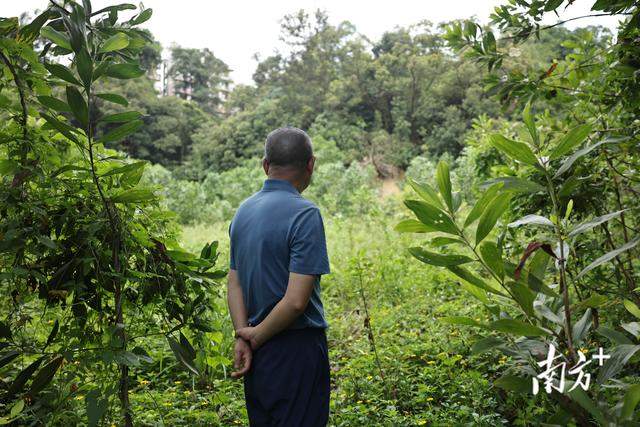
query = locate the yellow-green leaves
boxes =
[549,123,592,160]
[624,299,640,319]
[489,134,539,167]
[404,200,458,235]
[464,182,503,227]
[408,178,444,209]
[522,103,539,146]
[394,219,435,233]
[479,241,503,281]
[99,32,129,53]
[40,26,71,50]
[475,193,512,245]
[104,63,145,79]
[436,160,453,211]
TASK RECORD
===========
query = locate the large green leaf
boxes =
[167,335,199,375]
[554,138,618,178]
[37,95,71,112]
[479,241,503,281]
[571,309,592,345]
[621,384,640,420]
[76,48,93,88]
[408,247,473,267]
[522,103,539,146]
[482,177,545,194]
[567,388,607,425]
[408,179,443,209]
[40,26,71,50]
[549,123,593,159]
[101,161,146,177]
[440,316,483,327]
[596,344,640,384]
[489,134,539,167]
[596,326,633,345]
[45,63,81,86]
[66,86,88,128]
[99,33,130,53]
[436,160,453,211]
[495,374,531,393]
[624,299,640,319]
[488,319,549,337]
[29,356,63,396]
[508,214,554,228]
[475,193,511,245]
[96,93,128,106]
[111,188,155,204]
[568,210,624,238]
[576,236,640,279]
[394,219,436,233]
[7,357,44,397]
[99,111,142,123]
[130,8,153,25]
[471,336,504,355]
[446,265,505,295]
[104,63,145,79]
[464,182,503,227]
[404,200,459,235]
[41,113,81,144]
[98,119,143,143]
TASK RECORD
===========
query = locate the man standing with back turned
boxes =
[227,127,331,426]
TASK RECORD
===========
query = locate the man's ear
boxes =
[262,158,269,176]
[307,156,315,174]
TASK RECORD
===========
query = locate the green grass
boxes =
[140,197,510,426]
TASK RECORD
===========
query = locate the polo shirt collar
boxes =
[262,178,299,194]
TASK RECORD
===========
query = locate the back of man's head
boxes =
[264,127,313,170]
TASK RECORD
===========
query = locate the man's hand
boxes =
[230,337,252,378]
[235,326,263,350]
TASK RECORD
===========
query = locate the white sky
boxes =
[2,1,624,85]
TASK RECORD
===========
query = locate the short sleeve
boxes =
[228,220,236,270]
[288,208,330,276]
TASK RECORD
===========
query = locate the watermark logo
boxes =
[532,344,610,394]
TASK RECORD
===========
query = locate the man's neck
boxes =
[267,174,305,193]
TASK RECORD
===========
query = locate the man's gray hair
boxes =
[264,127,313,169]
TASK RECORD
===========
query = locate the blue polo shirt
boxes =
[229,179,330,329]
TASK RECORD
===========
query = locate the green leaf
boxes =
[475,193,511,246]
[522,103,539,146]
[489,134,539,167]
[96,93,128,106]
[507,214,554,228]
[0,160,18,176]
[621,384,640,420]
[7,357,44,397]
[568,210,624,238]
[408,247,473,267]
[567,388,607,425]
[44,320,59,349]
[488,319,549,337]
[624,299,640,319]
[596,344,640,384]
[404,200,459,235]
[99,111,142,123]
[430,236,464,247]
[41,113,81,144]
[66,86,88,128]
[86,389,108,427]
[99,33,129,53]
[40,26,71,50]
[101,161,146,177]
[408,179,444,209]
[76,48,93,87]
[446,265,505,295]
[436,160,453,211]
[495,374,531,394]
[394,219,436,233]
[572,309,592,345]
[45,63,81,86]
[596,326,633,345]
[479,241,503,281]
[130,8,153,25]
[167,335,199,375]
[464,183,502,227]
[549,123,592,159]
[104,63,145,79]
[440,316,482,327]
[29,355,63,396]
[577,236,640,279]
[98,120,143,143]
[9,400,24,418]
[483,177,545,193]
[111,188,155,204]
[0,351,20,369]
[471,336,503,355]
[37,95,71,112]
[554,138,618,178]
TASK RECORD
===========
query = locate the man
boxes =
[227,127,331,426]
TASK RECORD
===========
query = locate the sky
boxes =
[2,0,624,85]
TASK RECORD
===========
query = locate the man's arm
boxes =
[227,269,252,377]
[235,272,315,349]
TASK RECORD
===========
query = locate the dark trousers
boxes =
[243,328,330,427]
